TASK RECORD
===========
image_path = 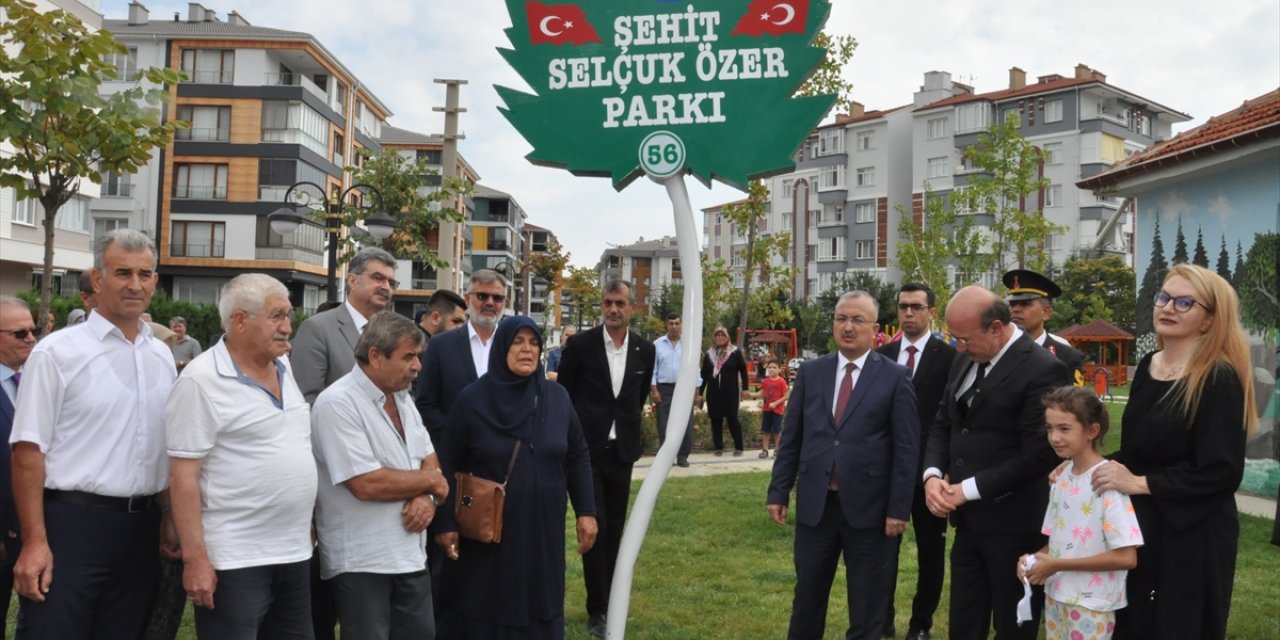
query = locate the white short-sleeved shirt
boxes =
[1041,461,1144,611]
[311,365,435,579]
[10,312,175,496]
[165,340,317,570]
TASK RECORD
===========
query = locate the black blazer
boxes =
[1044,333,1087,387]
[878,336,956,479]
[556,326,655,465]
[418,323,480,445]
[0,387,16,534]
[923,333,1069,534]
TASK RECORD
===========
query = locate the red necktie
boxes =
[905,345,918,377]
[830,363,856,491]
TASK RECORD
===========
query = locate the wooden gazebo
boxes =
[1057,319,1135,385]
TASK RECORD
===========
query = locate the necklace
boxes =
[1155,354,1186,380]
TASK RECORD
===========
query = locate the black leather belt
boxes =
[45,489,157,514]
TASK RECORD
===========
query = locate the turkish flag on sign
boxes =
[526,2,603,46]
[731,0,809,37]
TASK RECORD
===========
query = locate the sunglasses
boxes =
[897,303,929,313]
[473,292,506,304]
[2,328,38,340]
[1154,290,1209,313]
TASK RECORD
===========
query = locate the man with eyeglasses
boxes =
[10,229,178,638]
[418,268,508,636]
[1002,270,1086,387]
[875,284,956,640]
[291,246,399,640]
[921,286,1069,640]
[0,295,37,631]
[166,274,316,638]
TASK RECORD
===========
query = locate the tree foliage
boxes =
[1172,218,1188,264]
[1051,256,1137,334]
[1215,236,1232,281]
[1237,231,1278,335]
[797,31,858,113]
[894,185,985,315]
[561,265,601,328]
[1191,226,1209,268]
[1135,218,1169,338]
[0,0,185,325]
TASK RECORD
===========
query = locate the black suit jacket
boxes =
[419,323,480,446]
[556,326,655,466]
[878,336,956,480]
[0,386,16,535]
[1043,333,1086,387]
[923,333,1069,534]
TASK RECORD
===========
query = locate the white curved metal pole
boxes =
[605,174,704,639]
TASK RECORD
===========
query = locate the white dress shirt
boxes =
[10,312,176,497]
[896,333,932,376]
[344,301,370,335]
[0,363,17,406]
[604,328,629,440]
[467,321,494,378]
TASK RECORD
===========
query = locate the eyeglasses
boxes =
[1154,291,1208,313]
[473,292,506,304]
[245,309,294,324]
[1,328,37,340]
[361,272,400,289]
[897,303,929,313]
[833,316,873,327]
[951,322,994,345]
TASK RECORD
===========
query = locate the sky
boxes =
[121,0,1280,269]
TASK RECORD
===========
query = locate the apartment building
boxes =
[470,184,526,315]
[595,236,685,318]
[0,0,104,296]
[519,222,561,328]
[96,2,394,312]
[705,65,1189,300]
[378,123,481,314]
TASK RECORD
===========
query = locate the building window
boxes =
[176,106,231,142]
[856,130,874,150]
[94,218,128,241]
[927,117,949,140]
[10,194,36,225]
[1044,185,1062,207]
[1044,99,1063,123]
[332,133,345,166]
[1042,142,1063,165]
[99,169,132,197]
[927,157,949,179]
[106,47,138,81]
[1138,114,1151,136]
[261,101,328,157]
[417,149,443,165]
[817,128,844,156]
[488,227,510,252]
[781,178,793,199]
[955,102,990,133]
[173,164,228,199]
[1002,108,1022,127]
[170,221,226,257]
[816,205,843,226]
[855,166,875,187]
[853,202,875,224]
[817,236,846,261]
[55,197,89,231]
[854,239,874,260]
[180,49,234,84]
[819,165,846,190]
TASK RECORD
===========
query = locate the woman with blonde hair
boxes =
[1092,263,1256,640]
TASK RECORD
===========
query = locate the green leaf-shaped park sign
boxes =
[498,0,837,191]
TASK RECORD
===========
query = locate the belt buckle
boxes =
[126,495,149,513]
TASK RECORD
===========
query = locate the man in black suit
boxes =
[412,288,466,424]
[923,286,1069,640]
[556,280,655,638]
[0,295,36,636]
[768,291,919,640]
[1003,269,1086,387]
[876,284,955,640]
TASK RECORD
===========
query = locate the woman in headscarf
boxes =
[436,316,597,639]
[698,325,750,456]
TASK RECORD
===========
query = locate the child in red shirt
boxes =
[754,362,789,458]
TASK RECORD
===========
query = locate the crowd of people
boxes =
[0,227,1261,640]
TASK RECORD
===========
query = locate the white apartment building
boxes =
[595,236,685,318]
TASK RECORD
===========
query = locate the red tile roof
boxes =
[1078,89,1280,190]
[917,76,1099,111]
[827,104,910,127]
[1057,319,1134,339]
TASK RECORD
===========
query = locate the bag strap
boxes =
[501,441,521,487]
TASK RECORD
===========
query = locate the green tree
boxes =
[1216,236,1232,281]
[797,32,858,113]
[1053,256,1137,333]
[1192,226,1209,267]
[1232,239,1246,287]
[954,112,1063,277]
[1237,232,1278,335]
[1172,217,1188,264]
[1135,218,1169,337]
[345,148,470,269]
[720,181,770,333]
[700,255,738,336]
[0,0,185,325]
[894,186,987,314]
[562,265,601,327]
[807,272,897,351]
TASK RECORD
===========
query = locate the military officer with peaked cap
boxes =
[1003,269,1086,386]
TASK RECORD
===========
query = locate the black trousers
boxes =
[193,559,313,640]
[948,525,1044,640]
[883,483,947,634]
[787,491,892,640]
[581,444,632,618]
[309,555,337,640]
[332,570,434,640]
[654,384,692,460]
[0,529,19,640]
[708,401,744,452]
[16,499,160,640]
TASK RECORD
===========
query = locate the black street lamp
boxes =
[268,181,395,303]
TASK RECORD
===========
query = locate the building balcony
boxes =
[410,278,438,290]
[170,243,225,258]
[264,72,327,103]
[255,246,323,266]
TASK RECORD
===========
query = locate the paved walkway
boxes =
[632,452,1277,521]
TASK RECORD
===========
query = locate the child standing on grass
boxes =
[753,361,788,458]
[1020,386,1144,640]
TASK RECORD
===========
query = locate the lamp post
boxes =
[268,181,395,303]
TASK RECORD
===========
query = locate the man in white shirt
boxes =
[167,273,317,638]
[10,229,178,638]
[313,311,449,639]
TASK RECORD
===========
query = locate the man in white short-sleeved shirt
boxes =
[313,311,448,638]
[9,230,178,638]
[166,274,316,638]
